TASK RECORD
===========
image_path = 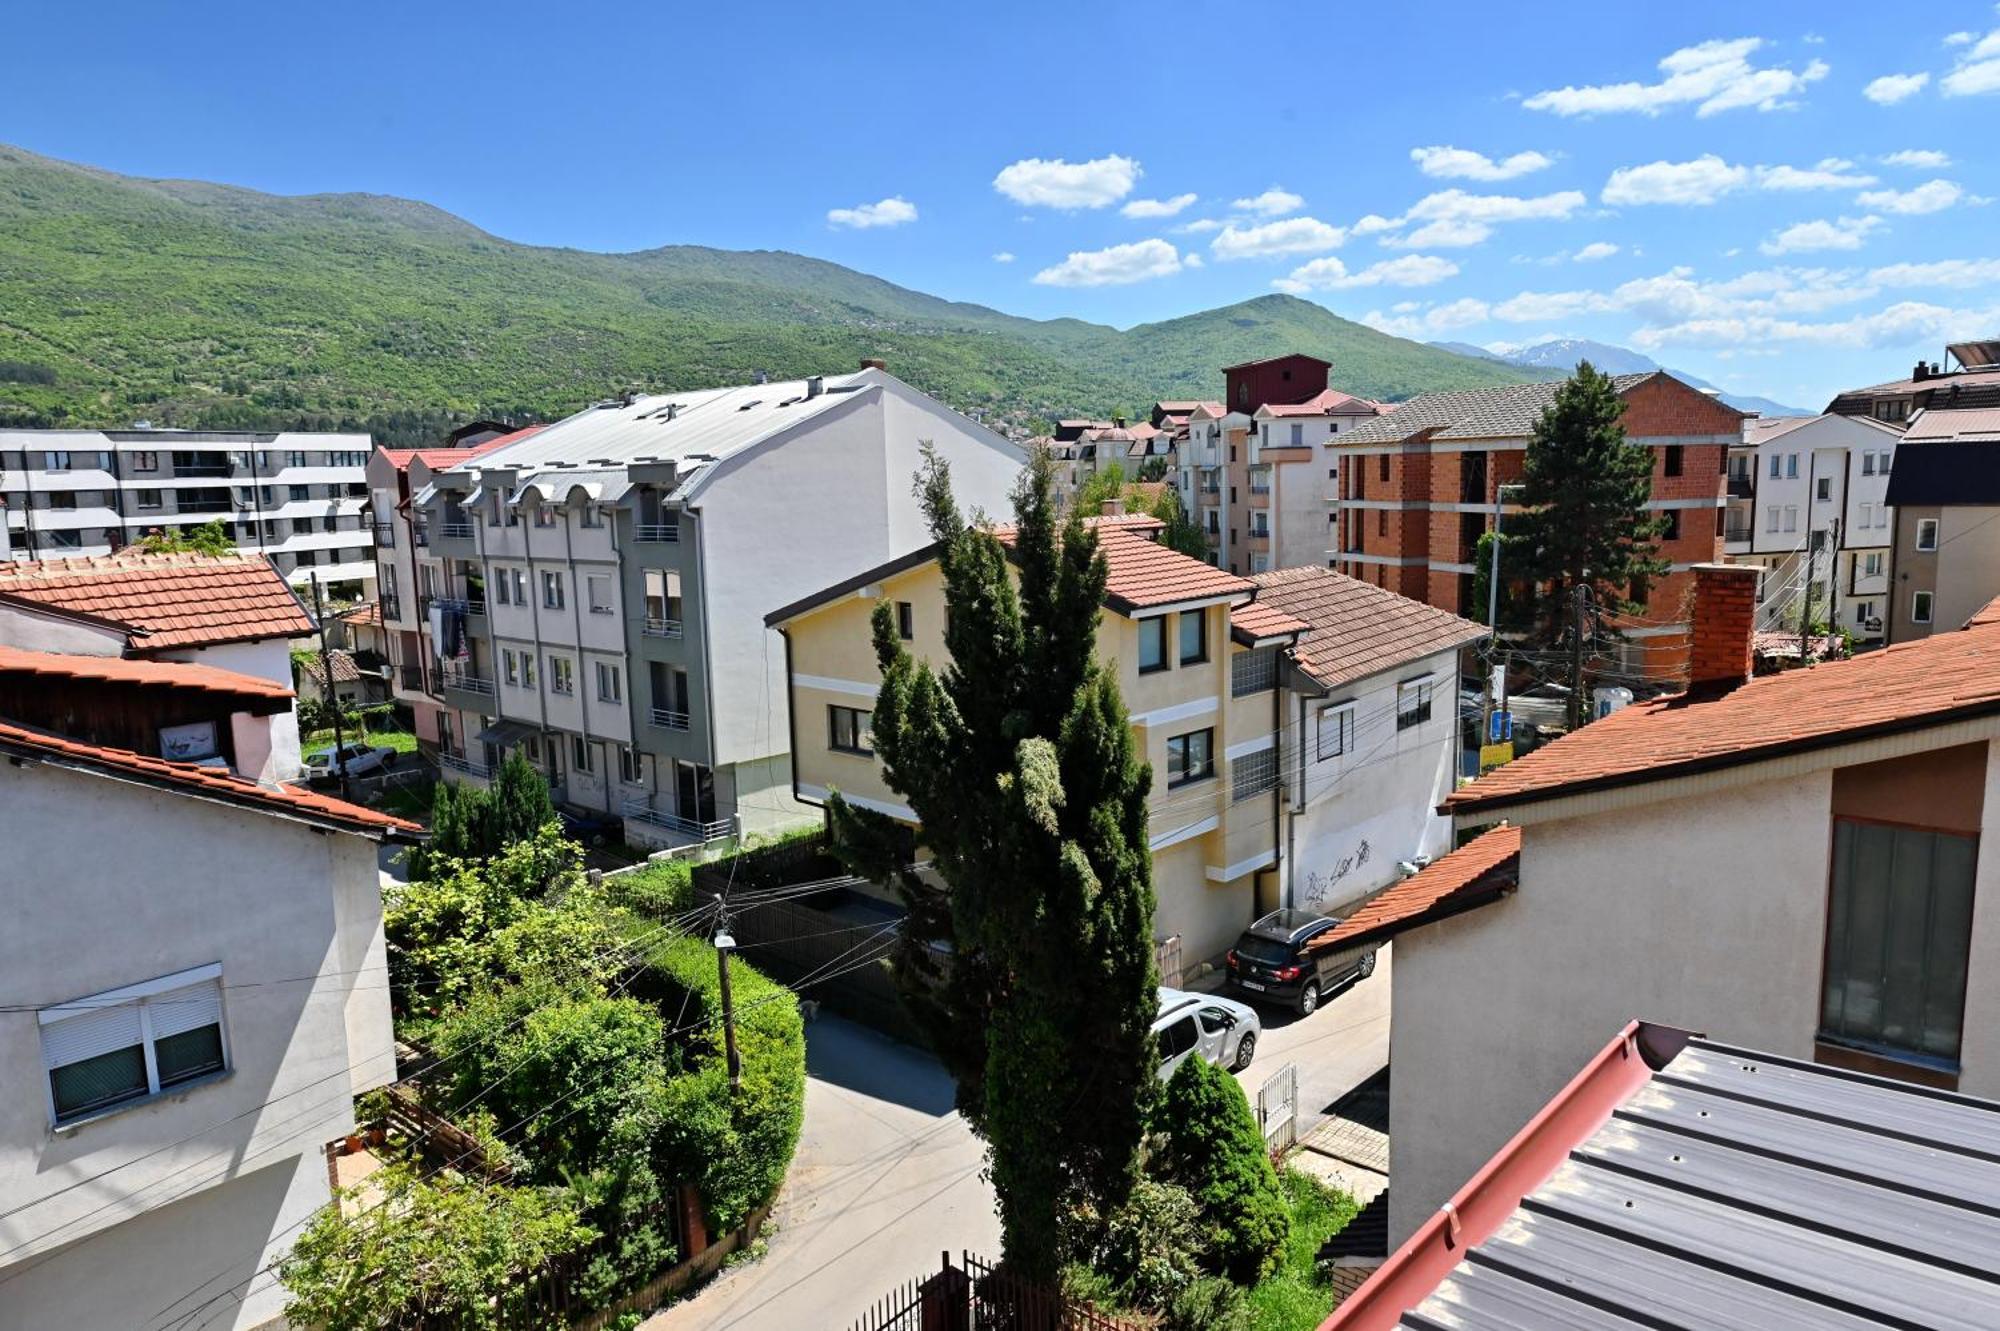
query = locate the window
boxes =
[1166,728,1214,787]
[1663,444,1683,477]
[534,503,556,527]
[1862,452,1877,477]
[1855,601,1875,626]
[587,575,613,614]
[1913,591,1934,624]
[829,704,874,755]
[48,491,76,510]
[1317,703,1355,761]
[1159,1014,1198,1063]
[1784,506,1798,534]
[579,505,603,528]
[1820,819,1975,1068]
[571,735,593,774]
[1396,677,1435,730]
[1786,454,1799,479]
[1916,518,1939,552]
[619,746,642,785]
[1290,423,1304,446]
[596,662,621,702]
[286,450,308,468]
[1769,453,1782,480]
[131,450,158,471]
[1879,450,1893,475]
[290,484,310,502]
[1863,552,1884,578]
[1858,502,1874,529]
[542,571,565,609]
[1178,610,1206,665]
[492,569,512,606]
[1232,647,1277,697]
[510,568,528,604]
[1816,477,1833,502]
[46,449,72,471]
[135,488,162,510]
[40,965,228,1125]
[1766,505,1781,533]
[1232,746,1278,803]
[549,655,574,694]
[1138,617,1168,673]
[521,653,536,688]
[1660,509,1681,541]
[896,601,914,641]
[502,649,519,686]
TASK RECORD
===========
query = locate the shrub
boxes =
[607,856,694,918]
[1088,1178,1204,1311]
[1165,1276,1249,1331]
[411,750,557,876]
[1155,1056,1289,1282]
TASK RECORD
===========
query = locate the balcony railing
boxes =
[372,521,396,546]
[635,523,680,543]
[433,595,487,618]
[172,463,231,478]
[642,616,684,639]
[398,664,426,691]
[1726,475,1756,500]
[439,752,490,779]
[414,521,430,547]
[1725,525,1754,543]
[439,520,474,539]
[649,707,691,731]
[440,671,494,696]
[621,799,730,842]
[381,594,403,622]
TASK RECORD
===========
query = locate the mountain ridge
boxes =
[1431,336,1809,417]
[0,142,1527,444]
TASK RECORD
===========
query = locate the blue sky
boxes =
[8,0,1999,407]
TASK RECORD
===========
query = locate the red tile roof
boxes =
[0,646,294,701]
[0,552,314,649]
[301,648,363,687]
[376,425,542,473]
[0,719,419,838]
[1249,567,1486,691]
[339,601,382,628]
[1448,618,2000,817]
[1261,389,1382,418]
[1309,825,1520,953]
[1093,526,1255,612]
[1967,592,2000,629]
[1230,599,1312,642]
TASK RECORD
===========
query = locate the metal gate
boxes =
[1257,1062,1299,1153]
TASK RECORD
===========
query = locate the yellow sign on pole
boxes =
[1479,742,1515,771]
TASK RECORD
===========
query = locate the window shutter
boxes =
[42,1002,144,1070]
[149,981,222,1040]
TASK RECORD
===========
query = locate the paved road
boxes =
[1230,943,1392,1136]
[644,1016,999,1331]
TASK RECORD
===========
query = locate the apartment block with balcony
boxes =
[770,515,1479,971]
[1883,405,2000,644]
[411,366,1024,847]
[0,427,378,596]
[1329,372,1744,679]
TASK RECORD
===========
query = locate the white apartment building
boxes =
[1725,412,1902,642]
[408,366,1024,848]
[0,702,414,1329]
[0,428,377,596]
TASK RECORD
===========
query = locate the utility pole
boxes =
[1566,581,1589,733]
[308,576,352,803]
[1800,528,1823,667]
[714,914,742,1093]
[1481,483,1526,748]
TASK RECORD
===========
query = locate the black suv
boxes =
[1225,909,1378,1015]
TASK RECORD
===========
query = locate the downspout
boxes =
[1288,687,1305,913]
[688,504,727,831]
[1269,657,1284,916]
[108,445,127,552]
[519,499,553,774]
[607,502,647,809]
[560,509,603,813]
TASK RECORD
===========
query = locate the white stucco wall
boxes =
[0,603,125,655]
[156,637,305,782]
[0,760,394,1329]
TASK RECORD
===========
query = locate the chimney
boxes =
[1687,562,1761,697]
[859,358,886,372]
[806,375,825,399]
[1914,361,1931,383]
[1113,415,1127,429]
[1099,497,1125,517]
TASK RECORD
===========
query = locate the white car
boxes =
[304,741,397,779]
[1154,987,1261,1081]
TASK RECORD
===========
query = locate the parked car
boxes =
[558,806,623,848]
[1225,909,1378,1016]
[303,741,397,780]
[1154,987,1261,1081]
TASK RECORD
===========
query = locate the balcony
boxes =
[439,671,494,709]
[642,616,684,639]
[438,752,490,780]
[649,707,691,731]
[398,663,426,692]
[622,799,730,842]
[438,520,475,540]
[172,462,231,479]
[372,521,396,546]
[1725,524,1754,544]
[1727,475,1756,500]
[381,594,403,622]
[636,524,680,543]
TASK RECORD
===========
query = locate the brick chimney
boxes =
[1099,497,1125,517]
[1687,562,1760,697]
[859,357,887,372]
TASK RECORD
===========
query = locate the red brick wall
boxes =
[1620,374,1747,440]
[1224,355,1330,412]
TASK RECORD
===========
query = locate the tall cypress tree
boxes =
[829,445,1159,1280]
[1511,362,1668,640]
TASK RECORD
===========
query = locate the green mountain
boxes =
[0,144,1528,444]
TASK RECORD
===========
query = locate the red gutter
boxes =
[1317,1020,1696,1331]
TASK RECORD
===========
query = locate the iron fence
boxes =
[853,1252,1145,1331]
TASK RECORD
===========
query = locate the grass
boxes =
[305,725,419,755]
[1245,1170,1360,1331]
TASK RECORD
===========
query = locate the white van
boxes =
[1153,987,1260,1081]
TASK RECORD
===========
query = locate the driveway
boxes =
[645,1016,998,1331]
[1230,943,1392,1136]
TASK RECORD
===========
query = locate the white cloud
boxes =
[1177,218,1225,233]
[1387,219,1494,248]
[1183,252,1204,269]
[1755,158,1879,190]
[1524,37,1828,118]
[1031,238,1184,287]
[992,155,1140,209]
[1602,155,1750,205]
[1632,300,2000,351]
[1574,241,1621,262]
[1882,149,1952,168]
[1361,298,1494,337]
[1490,289,1617,322]
[1351,214,1401,235]
[1409,146,1555,181]
[1274,254,1460,292]
[1404,188,1588,224]
[992,251,1016,264]
[1856,179,1966,214]
[1121,193,1198,219]
[1945,31,1977,46]
[1867,257,2000,287]
[1863,72,1931,104]
[1230,187,1305,217]
[1759,216,1884,255]
[826,196,917,229]
[1210,216,1347,260]
[1942,28,2000,96]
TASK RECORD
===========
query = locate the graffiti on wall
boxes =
[1300,839,1370,910]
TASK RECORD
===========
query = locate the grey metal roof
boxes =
[1335,374,1661,447]
[1403,1038,2000,1330]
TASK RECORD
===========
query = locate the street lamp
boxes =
[1482,484,1527,756]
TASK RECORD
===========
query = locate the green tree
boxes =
[411,750,557,876]
[829,446,1159,1281]
[135,518,233,556]
[1150,487,1208,562]
[1074,459,1130,515]
[1511,362,1667,640]
[1155,1055,1289,1282]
